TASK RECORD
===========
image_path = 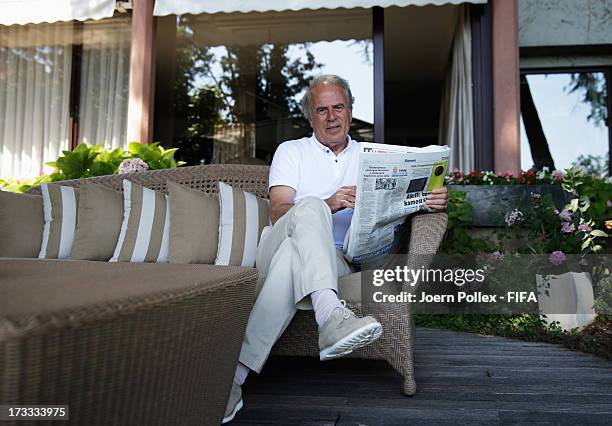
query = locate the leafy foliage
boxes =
[439,190,491,254]
[0,175,51,193]
[1,142,185,193]
[126,142,185,170]
[46,143,129,181]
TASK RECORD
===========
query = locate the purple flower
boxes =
[505,209,523,226]
[488,251,504,262]
[561,223,575,233]
[118,158,149,174]
[551,170,564,182]
[558,210,573,222]
[577,224,592,232]
[549,251,566,266]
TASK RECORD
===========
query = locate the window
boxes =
[154,9,373,166]
[520,70,611,176]
[0,15,131,179]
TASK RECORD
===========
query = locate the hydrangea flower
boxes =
[551,169,564,182]
[505,209,523,226]
[561,222,575,233]
[549,251,566,266]
[118,158,149,174]
[577,224,592,232]
[558,210,573,222]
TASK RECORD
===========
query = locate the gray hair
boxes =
[300,74,355,120]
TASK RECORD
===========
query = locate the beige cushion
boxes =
[215,181,269,267]
[39,183,79,259]
[111,180,170,263]
[167,180,219,264]
[71,183,123,261]
[0,190,44,257]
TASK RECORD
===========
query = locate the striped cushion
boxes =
[110,180,170,263]
[215,181,269,267]
[39,183,79,259]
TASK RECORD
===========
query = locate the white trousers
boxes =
[239,197,352,373]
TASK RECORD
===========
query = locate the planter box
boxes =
[448,184,572,227]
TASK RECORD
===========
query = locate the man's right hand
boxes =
[325,185,356,214]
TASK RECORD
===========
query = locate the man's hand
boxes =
[325,185,356,214]
[426,186,448,210]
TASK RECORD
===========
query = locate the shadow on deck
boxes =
[234,327,612,425]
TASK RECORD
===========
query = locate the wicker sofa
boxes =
[1,164,446,423]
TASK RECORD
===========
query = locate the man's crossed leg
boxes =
[223,197,382,423]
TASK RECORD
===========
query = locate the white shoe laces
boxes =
[339,299,351,319]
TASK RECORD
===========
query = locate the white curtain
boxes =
[79,25,130,149]
[438,6,474,173]
[0,24,72,179]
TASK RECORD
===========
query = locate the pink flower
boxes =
[549,251,566,266]
[489,251,504,262]
[577,224,592,232]
[561,223,575,233]
[558,210,573,222]
[505,209,523,226]
[551,170,564,182]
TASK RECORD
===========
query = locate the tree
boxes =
[566,72,608,127]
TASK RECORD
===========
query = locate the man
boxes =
[223,75,448,423]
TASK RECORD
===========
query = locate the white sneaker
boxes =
[222,382,243,424]
[318,302,383,361]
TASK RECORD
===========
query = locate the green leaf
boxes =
[161,148,178,159]
[590,230,608,238]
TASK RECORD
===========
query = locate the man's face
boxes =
[308,83,353,147]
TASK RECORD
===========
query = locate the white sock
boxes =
[311,288,343,328]
[234,362,249,385]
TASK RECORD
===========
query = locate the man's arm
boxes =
[269,185,357,225]
[269,185,296,225]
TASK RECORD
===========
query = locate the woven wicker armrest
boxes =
[375,212,447,293]
[408,212,448,255]
[0,260,257,425]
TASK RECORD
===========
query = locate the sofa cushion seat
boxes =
[0,258,255,319]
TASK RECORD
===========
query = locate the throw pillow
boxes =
[167,180,219,264]
[71,183,123,261]
[0,191,44,257]
[215,181,269,267]
[111,180,170,263]
[39,182,79,259]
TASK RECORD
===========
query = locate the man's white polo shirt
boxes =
[269,134,360,248]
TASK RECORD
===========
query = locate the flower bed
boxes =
[436,167,611,357]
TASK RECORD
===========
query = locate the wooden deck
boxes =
[234,327,612,425]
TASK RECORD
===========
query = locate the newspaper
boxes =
[343,142,450,265]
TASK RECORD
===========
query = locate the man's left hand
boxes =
[426,186,448,210]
